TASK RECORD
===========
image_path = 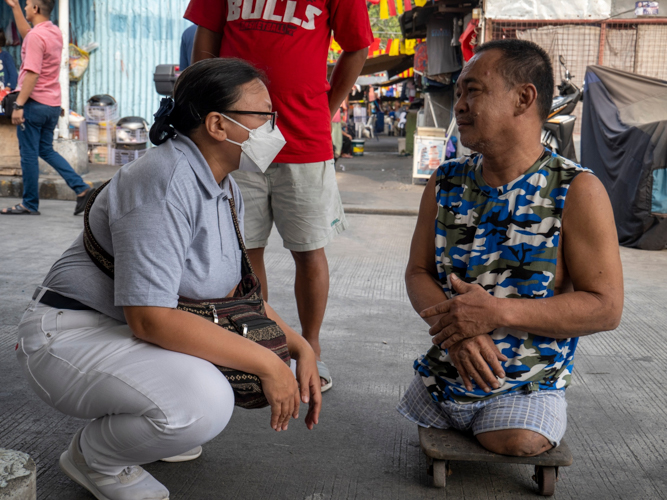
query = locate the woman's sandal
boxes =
[0,204,40,215]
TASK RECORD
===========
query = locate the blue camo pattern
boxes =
[415,150,592,403]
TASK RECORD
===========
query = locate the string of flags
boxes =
[368,0,430,18]
[330,37,422,58]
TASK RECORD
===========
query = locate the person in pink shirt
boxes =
[1,0,93,216]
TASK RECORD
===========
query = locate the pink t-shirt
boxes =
[17,21,62,107]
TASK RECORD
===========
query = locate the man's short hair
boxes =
[474,39,554,122]
[36,0,55,17]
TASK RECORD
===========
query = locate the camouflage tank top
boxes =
[415,149,592,403]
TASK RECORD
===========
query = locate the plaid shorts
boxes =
[397,374,567,446]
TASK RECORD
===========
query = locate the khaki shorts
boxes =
[231,160,347,252]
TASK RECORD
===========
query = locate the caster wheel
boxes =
[534,466,557,496]
[433,460,449,488]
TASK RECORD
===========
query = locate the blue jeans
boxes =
[17,100,89,212]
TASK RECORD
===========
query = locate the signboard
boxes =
[635,1,659,15]
[413,135,445,180]
[485,0,611,19]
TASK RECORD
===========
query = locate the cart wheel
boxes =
[534,466,556,496]
[432,460,448,488]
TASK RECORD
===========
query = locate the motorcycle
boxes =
[542,56,582,162]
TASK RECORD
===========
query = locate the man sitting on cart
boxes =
[399,39,624,456]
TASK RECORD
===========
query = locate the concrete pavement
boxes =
[1,137,667,499]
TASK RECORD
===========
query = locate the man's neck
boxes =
[479,140,545,188]
[31,16,50,27]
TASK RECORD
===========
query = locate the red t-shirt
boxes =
[184,0,373,163]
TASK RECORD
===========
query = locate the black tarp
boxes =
[581,65,667,250]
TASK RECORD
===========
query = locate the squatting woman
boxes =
[15,58,322,500]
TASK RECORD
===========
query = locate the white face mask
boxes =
[222,114,286,173]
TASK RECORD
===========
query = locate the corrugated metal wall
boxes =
[69,0,191,122]
[1,0,191,122]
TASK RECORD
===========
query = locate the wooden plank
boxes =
[419,426,573,466]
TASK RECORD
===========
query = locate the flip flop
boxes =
[317,360,333,393]
[0,204,40,215]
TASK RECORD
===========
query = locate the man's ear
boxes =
[204,112,228,143]
[515,83,538,117]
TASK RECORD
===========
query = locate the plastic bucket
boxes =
[352,139,365,156]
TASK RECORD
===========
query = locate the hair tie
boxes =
[154,97,175,119]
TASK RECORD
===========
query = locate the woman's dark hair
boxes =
[149,58,266,146]
[0,28,6,47]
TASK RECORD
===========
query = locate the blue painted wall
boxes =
[1,0,191,122]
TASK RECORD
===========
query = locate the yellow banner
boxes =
[380,0,389,19]
[389,38,400,56]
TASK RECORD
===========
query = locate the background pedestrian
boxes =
[1,0,92,216]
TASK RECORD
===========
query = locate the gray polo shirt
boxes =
[42,134,244,323]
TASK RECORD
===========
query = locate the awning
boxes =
[328,54,414,79]
[356,73,388,86]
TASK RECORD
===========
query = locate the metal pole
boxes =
[58,0,70,139]
[598,21,606,65]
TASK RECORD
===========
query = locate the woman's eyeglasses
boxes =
[221,110,278,131]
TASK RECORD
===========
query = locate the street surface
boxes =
[1,138,666,499]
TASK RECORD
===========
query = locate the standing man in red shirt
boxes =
[1,0,93,216]
[185,0,373,391]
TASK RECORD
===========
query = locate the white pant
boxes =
[16,288,235,475]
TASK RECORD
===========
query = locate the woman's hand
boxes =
[291,342,322,430]
[260,356,300,432]
[263,302,322,429]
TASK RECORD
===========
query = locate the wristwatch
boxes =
[12,102,24,111]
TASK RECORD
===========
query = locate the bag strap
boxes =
[227,190,255,277]
[83,179,254,281]
[83,180,114,279]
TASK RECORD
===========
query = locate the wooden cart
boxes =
[419,426,573,496]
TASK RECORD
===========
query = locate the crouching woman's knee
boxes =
[164,363,235,444]
[476,429,552,457]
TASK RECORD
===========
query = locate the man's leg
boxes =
[476,429,552,457]
[291,248,329,359]
[230,168,274,301]
[16,102,42,212]
[271,161,346,388]
[471,389,567,457]
[38,104,89,196]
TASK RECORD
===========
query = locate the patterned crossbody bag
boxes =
[82,180,290,409]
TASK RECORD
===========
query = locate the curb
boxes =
[0,177,420,217]
[343,206,418,217]
[0,176,109,201]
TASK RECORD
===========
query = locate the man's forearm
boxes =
[406,268,449,328]
[497,290,622,339]
[328,48,368,118]
[16,72,38,105]
[10,4,31,39]
[192,26,222,63]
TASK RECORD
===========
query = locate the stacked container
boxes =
[114,117,149,165]
[86,95,118,164]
